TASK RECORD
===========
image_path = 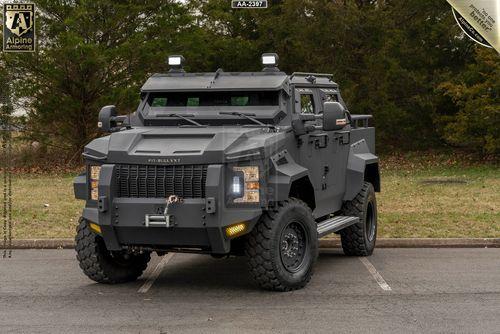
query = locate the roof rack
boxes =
[290,72,334,81]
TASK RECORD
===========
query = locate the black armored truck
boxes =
[74,54,380,291]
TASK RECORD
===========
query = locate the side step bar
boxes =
[317,216,359,238]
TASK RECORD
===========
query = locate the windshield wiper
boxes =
[219,111,270,127]
[155,113,205,127]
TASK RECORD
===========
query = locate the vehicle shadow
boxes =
[149,249,346,292]
[152,254,257,292]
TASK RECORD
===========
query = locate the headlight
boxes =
[231,166,259,203]
[89,165,101,200]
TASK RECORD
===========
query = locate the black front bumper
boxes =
[78,164,262,254]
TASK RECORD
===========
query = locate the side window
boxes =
[325,94,339,102]
[187,97,199,106]
[300,94,315,114]
[151,97,167,107]
[231,96,249,106]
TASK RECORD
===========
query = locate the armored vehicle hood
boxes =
[84,126,288,165]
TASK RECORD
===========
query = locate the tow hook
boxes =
[144,195,182,228]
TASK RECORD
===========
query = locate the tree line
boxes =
[1,0,498,158]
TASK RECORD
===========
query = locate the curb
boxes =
[320,238,500,248]
[2,238,500,249]
[3,239,75,249]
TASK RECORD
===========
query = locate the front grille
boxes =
[116,164,208,198]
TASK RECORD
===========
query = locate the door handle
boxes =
[334,131,350,145]
[309,133,328,148]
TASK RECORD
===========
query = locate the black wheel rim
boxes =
[279,221,308,273]
[366,201,376,242]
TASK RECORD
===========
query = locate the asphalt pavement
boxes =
[1,248,499,333]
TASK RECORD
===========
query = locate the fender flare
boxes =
[267,150,312,203]
[343,139,379,201]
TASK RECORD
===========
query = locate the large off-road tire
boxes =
[245,198,318,291]
[75,218,150,284]
[340,182,377,256]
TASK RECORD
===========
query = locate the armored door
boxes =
[318,88,350,213]
[295,88,332,217]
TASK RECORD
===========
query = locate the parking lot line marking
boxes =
[359,257,392,291]
[138,253,175,293]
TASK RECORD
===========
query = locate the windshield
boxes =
[147,91,279,109]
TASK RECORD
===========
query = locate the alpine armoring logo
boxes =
[447,0,499,53]
[452,8,492,48]
[3,3,35,52]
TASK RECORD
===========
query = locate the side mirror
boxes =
[323,102,347,131]
[98,105,117,133]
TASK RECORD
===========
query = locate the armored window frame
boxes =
[147,91,279,109]
[325,94,339,102]
[299,94,315,114]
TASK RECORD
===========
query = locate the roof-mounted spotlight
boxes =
[261,53,279,72]
[167,55,185,72]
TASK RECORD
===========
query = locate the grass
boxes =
[10,174,82,239]
[378,166,499,238]
[4,157,500,239]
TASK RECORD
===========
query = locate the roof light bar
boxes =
[262,53,278,66]
[261,53,279,72]
[167,55,185,72]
